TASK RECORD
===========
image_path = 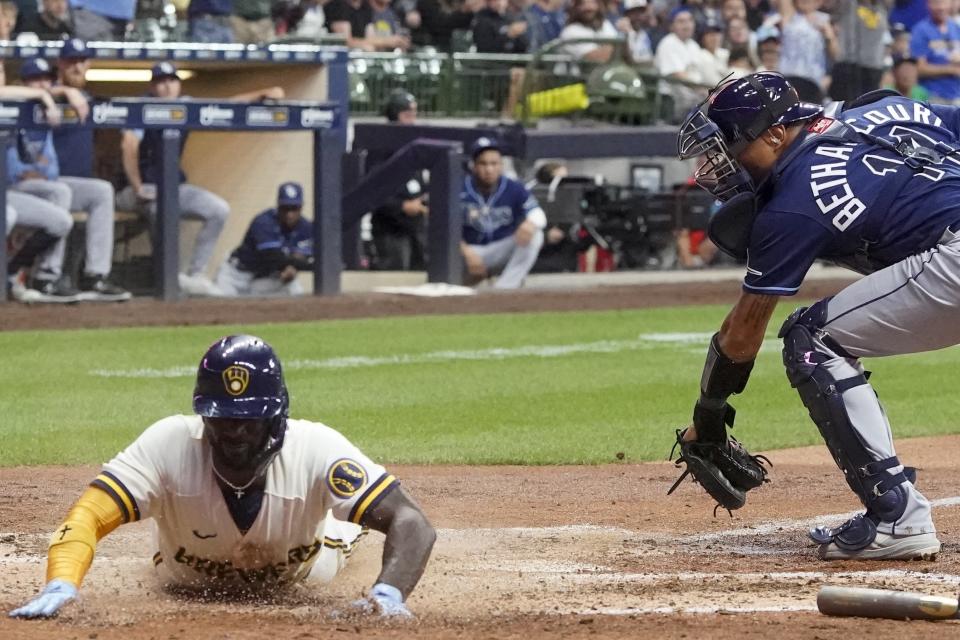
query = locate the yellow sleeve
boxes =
[46,486,125,586]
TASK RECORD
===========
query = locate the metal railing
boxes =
[348,39,715,124]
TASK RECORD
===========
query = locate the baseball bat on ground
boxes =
[817,585,960,621]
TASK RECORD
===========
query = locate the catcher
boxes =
[669,72,957,561]
[9,335,436,619]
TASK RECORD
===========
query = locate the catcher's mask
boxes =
[194,335,289,472]
[677,72,823,201]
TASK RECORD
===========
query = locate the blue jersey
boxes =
[232,208,313,276]
[8,129,59,183]
[744,95,960,295]
[460,175,540,245]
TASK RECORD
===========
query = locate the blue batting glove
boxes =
[350,583,413,618]
[9,579,77,619]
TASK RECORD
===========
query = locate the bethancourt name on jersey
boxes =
[810,102,950,232]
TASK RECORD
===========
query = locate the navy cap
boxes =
[60,38,90,60]
[469,136,501,159]
[277,182,304,207]
[151,61,180,82]
[20,57,55,81]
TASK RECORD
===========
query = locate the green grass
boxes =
[2,304,959,466]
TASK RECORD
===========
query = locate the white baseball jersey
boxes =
[91,415,398,588]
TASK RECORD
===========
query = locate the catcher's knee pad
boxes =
[779,303,908,524]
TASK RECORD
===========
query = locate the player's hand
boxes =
[40,95,61,127]
[136,184,157,201]
[462,246,487,278]
[260,87,285,101]
[515,219,537,247]
[350,583,414,619]
[9,579,77,619]
[61,87,89,122]
[279,264,297,283]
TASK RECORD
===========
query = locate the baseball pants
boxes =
[215,258,303,297]
[469,230,544,289]
[305,512,366,584]
[117,183,229,277]
[5,204,14,234]
[7,189,73,280]
[13,177,117,278]
[812,227,960,535]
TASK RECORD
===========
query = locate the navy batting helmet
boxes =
[384,88,416,122]
[194,335,289,422]
[678,73,822,200]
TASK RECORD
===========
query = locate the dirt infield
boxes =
[5,277,960,637]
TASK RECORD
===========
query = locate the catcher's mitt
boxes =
[667,428,771,516]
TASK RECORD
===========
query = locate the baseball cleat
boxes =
[817,531,941,561]
[78,275,132,302]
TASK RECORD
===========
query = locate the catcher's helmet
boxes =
[384,88,417,122]
[678,72,823,200]
[194,334,289,424]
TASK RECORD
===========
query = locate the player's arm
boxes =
[120,130,145,196]
[230,86,285,102]
[686,290,779,443]
[360,485,436,607]
[9,486,126,619]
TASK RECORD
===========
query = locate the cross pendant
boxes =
[235,488,244,499]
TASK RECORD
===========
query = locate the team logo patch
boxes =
[327,459,367,498]
[807,117,833,134]
[222,366,250,396]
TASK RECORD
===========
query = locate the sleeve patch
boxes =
[327,458,367,498]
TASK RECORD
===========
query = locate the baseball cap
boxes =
[20,57,55,81]
[469,136,501,159]
[891,22,908,36]
[277,182,304,207]
[59,38,90,60]
[623,0,648,11]
[756,24,781,43]
[703,18,724,33]
[151,61,180,82]
[893,54,918,68]
[668,6,693,23]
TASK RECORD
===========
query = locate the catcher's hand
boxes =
[668,428,771,515]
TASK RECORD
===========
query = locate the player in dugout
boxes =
[9,335,436,619]
[116,61,285,297]
[215,182,314,296]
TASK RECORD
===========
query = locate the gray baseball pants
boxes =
[12,177,115,277]
[117,183,229,276]
[7,189,73,279]
[215,258,303,297]
[468,230,544,289]
[808,227,960,535]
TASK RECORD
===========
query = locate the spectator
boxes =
[755,25,781,70]
[830,0,888,101]
[370,89,428,270]
[698,18,730,85]
[725,15,752,53]
[888,54,930,99]
[616,0,654,64]
[524,0,565,52]
[744,0,771,30]
[911,0,960,104]
[890,0,928,32]
[12,57,130,301]
[727,45,755,75]
[560,0,618,62]
[472,0,528,53]
[890,22,911,59]
[215,182,312,296]
[460,137,545,289]
[773,0,839,91]
[188,0,234,43]
[69,0,135,40]
[0,1,17,39]
[326,0,409,50]
[116,62,283,297]
[0,62,77,303]
[368,0,406,42]
[721,0,747,25]
[232,0,274,43]
[281,0,327,38]
[21,0,75,40]
[413,0,480,50]
[655,7,707,118]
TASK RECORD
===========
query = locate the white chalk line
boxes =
[86,333,783,379]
